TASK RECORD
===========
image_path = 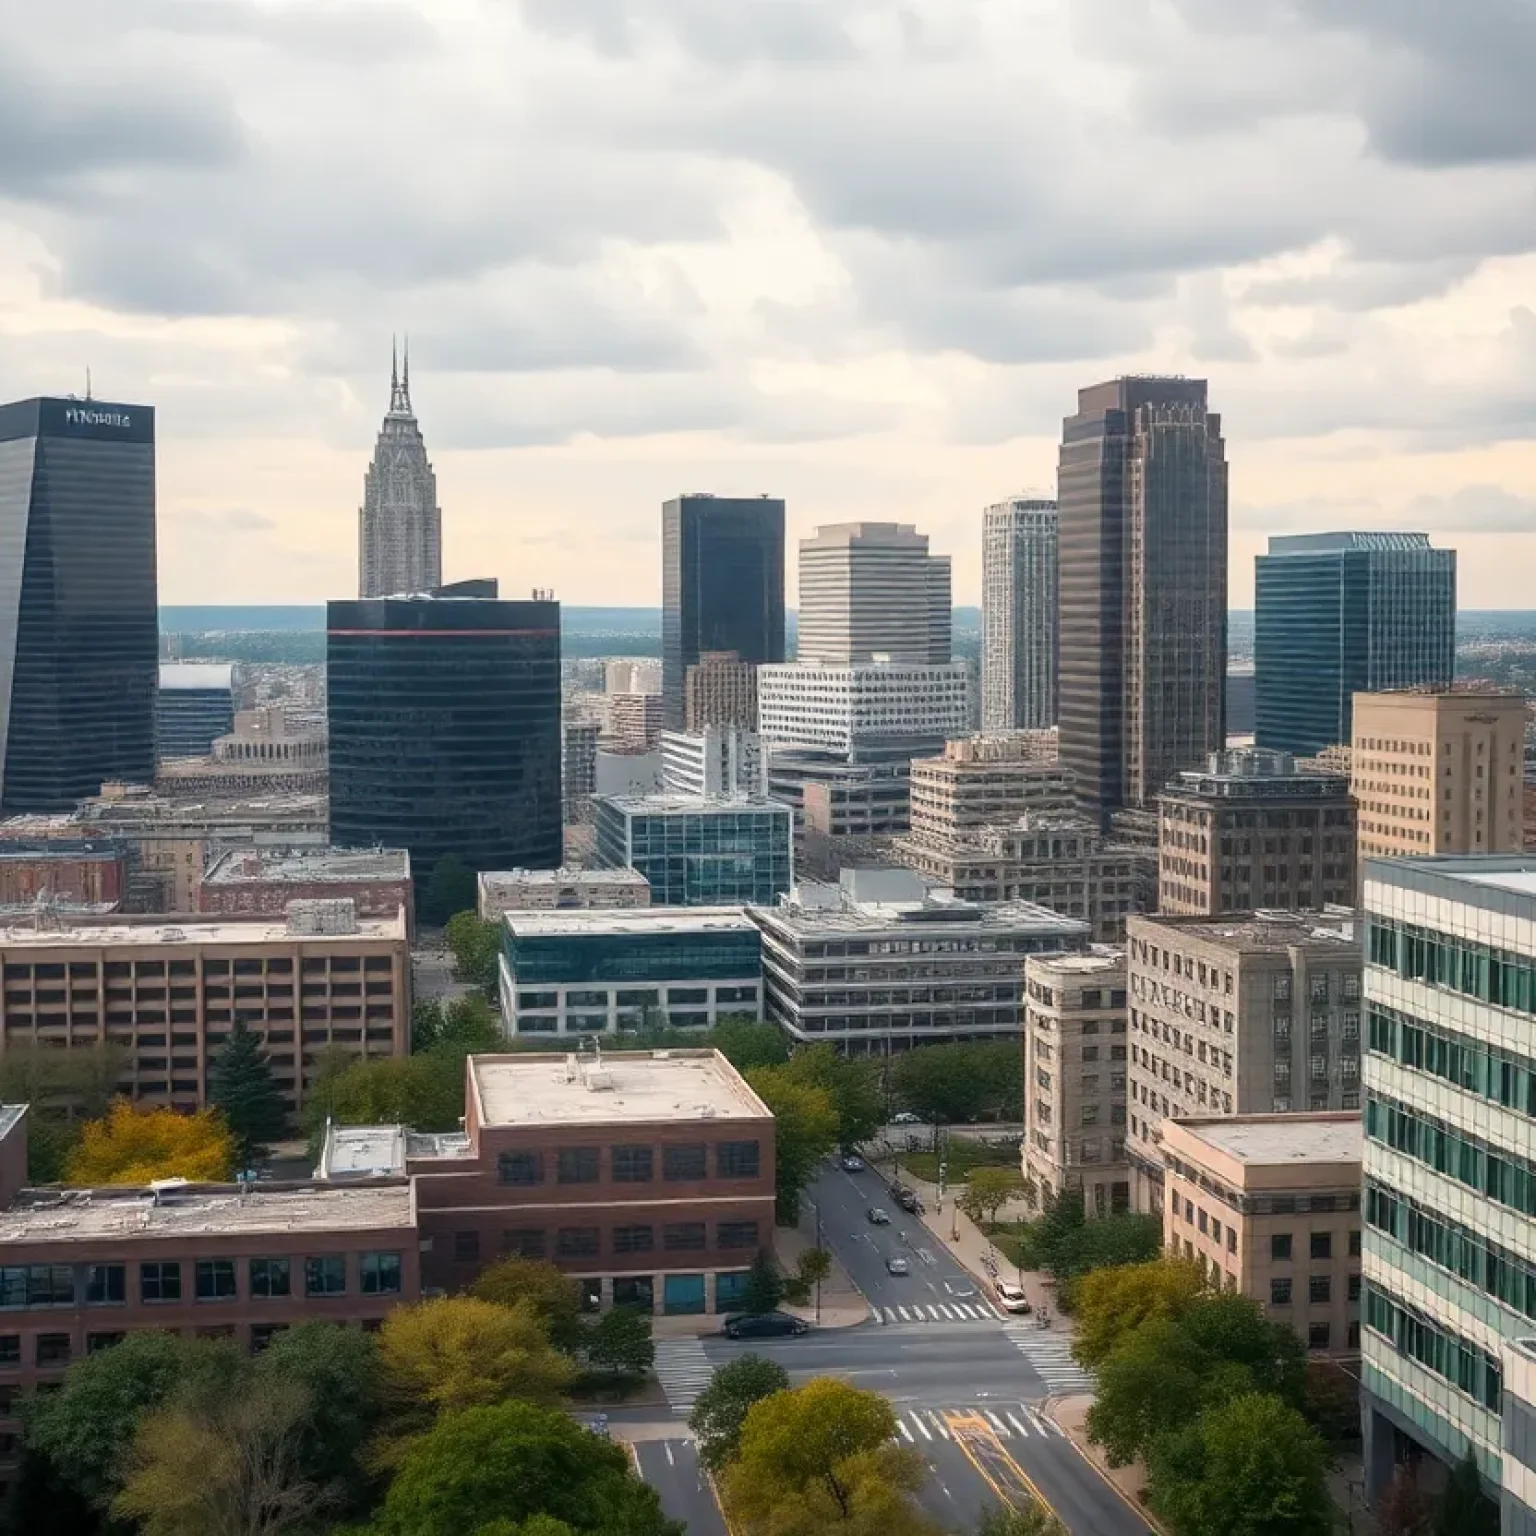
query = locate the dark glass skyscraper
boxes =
[1057,378,1227,824]
[327,580,561,892]
[0,397,158,813]
[1254,532,1456,758]
[661,494,785,729]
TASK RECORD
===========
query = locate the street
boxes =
[630,1437,728,1536]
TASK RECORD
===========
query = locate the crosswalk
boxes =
[1001,1325,1097,1395]
[653,1338,714,1415]
[892,1403,1064,1443]
[879,1299,1002,1324]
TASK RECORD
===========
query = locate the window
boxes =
[1310,1275,1332,1304]
[35,1335,71,1368]
[1271,1234,1293,1262]
[86,1332,124,1355]
[86,1264,125,1305]
[361,1253,402,1295]
[503,1229,546,1259]
[1348,1273,1362,1302]
[557,1227,600,1259]
[0,1336,18,1367]
[613,1225,654,1254]
[664,1144,708,1181]
[453,1231,481,1263]
[664,1223,706,1252]
[140,1262,182,1303]
[304,1257,346,1297]
[717,1141,760,1178]
[1308,1323,1332,1351]
[1310,1232,1332,1261]
[1271,1278,1292,1305]
[497,1151,542,1186]
[717,1220,760,1250]
[195,1259,237,1301]
[250,1258,291,1298]
[558,1147,600,1184]
[1349,1229,1361,1258]
[612,1145,654,1183]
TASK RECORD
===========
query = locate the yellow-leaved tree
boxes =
[65,1100,236,1186]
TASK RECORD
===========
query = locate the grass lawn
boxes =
[897,1139,1019,1185]
[989,1221,1045,1272]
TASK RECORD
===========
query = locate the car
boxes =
[840,1153,866,1172]
[892,1187,921,1213]
[891,1111,922,1125]
[994,1281,1033,1314]
[722,1312,810,1340]
[886,1257,911,1276]
[866,1206,891,1224]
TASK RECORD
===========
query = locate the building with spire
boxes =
[358,341,442,599]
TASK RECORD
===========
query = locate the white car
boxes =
[994,1281,1033,1314]
[891,1112,922,1125]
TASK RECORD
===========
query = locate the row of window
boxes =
[457,1220,760,1263]
[0,1254,401,1312]
[1367,1002,1536,1117]
[497,1140,760,1187]
[1366,1093,1536,1217]
[1365,1284,1502,1413]
[1369,917,1536,1013]
[1270,1274,1357,1306]
[0,957,392,980]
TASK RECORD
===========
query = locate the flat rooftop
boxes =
[1131,910,1357,952]
[502,906,754,938]
[0,1182,414,1245]
[755,895,1088,938]
[1029,947,1126,975]
[0,910,405,946]
[598,793,789,815]
[1172,1114,1363,1167]
[481,867,648,888]
[159,663,235,691]
[203,847,411,885]
[317,1124,406,1178]
[471,1050,772,1128]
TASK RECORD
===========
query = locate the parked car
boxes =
[892,1186,921,1214]
[886,1257,911,1276]
[891,1112,922,1125]
[840,1153,866,1172]
[866,1207,891,1224]
[722,1311,810,1340]
[994,1281,1033,1315]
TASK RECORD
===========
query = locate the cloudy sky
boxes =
[4,0,1536,608]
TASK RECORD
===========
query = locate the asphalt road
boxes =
[631,1438,727,1536]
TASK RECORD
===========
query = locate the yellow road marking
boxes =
[943,1410,1061,1523]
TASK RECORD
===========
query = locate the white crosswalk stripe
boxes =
[891,1404,1066,1442]
[1001,1325,1097,1395]
[878,1299,1002,1325]
[653,1339,714,1415]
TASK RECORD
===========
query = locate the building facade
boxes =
[1161,1114,1361,1356]
[497,908,762,1037]
[328,581,562,894]
[1352,690,1527,863]
[155,664,236,761]
[685,651,759,732]
[478,868,651,919]
[1057,377,1228,824]
[0,397,159,814]
[981,498,1058,732]
[562,718,601,825]
[0,841,124,913]
[662,495,785,730]
[1157,749,1357,916]
[907,736,1073,844]
[358,345,441,599]
[607,692,666,754]
[592,794,792,907]
[757,662,971,759]
[1022,949,1129,1216]
[660,728,768,801]
[1125,910,1362,1213]
[197,848,412,926]
[155,707,328,801]
[1255,533,1456,759]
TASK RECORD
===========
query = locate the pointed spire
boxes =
[388,335,411,415]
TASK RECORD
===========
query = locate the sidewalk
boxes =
[1048,1393,1167,1534]
[775,1210,871,1328]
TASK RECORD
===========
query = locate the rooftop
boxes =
[595,793,789,816]
[0,908,405,947]
[1267,532,1436,555]
[158,662,236,691]
[1170,1114,1363,1168]
[1029,947,1127,976]
[502,905,754,938]
[471,1049,772,1128]
[1130,909,1357,952]
[480,867,649,889]
[756,879,1090,939]
[1366,855,1536,905]
[316,1124,406,1178]
[0,1181,414,1245]
[202,847,411,886]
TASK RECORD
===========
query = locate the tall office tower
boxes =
[358,343,442,599]
[661,494,785,729]
[685,651,758,731]
[1058,377,1228,825]
[562,718,600,824]
[796,522,951,665]
[1255,532,1456,757]
[1352,689,1527,862]
[156,663,236,760]
[328,580,561,896]
[981,498,1058,731]
[0,396,158,813]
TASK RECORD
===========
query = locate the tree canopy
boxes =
[742,1250,785,1316]
[711,1018,791,1072]
[958,1167,1031,1228]
[208,1020,290,1166]
[0,1040,127,1181]
[444,913,502,998]
[65,1100,236,1186]
[889,1041,1023,1128]
[976,1503,1068,1536]
[688,1355,791,1472]
[304,1050,467,1138]
[1432,1451,1498,1536]
[779,1045,884,1147]
[745,1067,838,1223]
[471,1258,585,1351]
[582,1306,654,1381]
[1073,1258,1208,1371]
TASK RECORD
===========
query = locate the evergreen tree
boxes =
[741,1250,784,1316]
[208,1021,289,1167]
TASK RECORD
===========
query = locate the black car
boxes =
[892,1186,921,1213]
[722,1311,810,1340]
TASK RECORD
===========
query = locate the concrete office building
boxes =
[478,868,651,919]
[156,664,236,761]
[1161,1114,1362,1356]
[1125,909,1361,1213]
[328,580,562,894]
[0,396,158,813]
[662,495,785,730]
[358,343,441,599]
[751,868,1087,1052]
[1255,533,1456,758]
[1158,749,1357,917]
[770,754,912,840]
[593,749,662,801]
[660,728,768,801]
[1022,949,1130,1216]
[607,692,667,754]
[563,718,601,824]
[198,848,412,926]
[981,498,1058,732]
[606,659,662,697]
[1058,377,1227,824]
[907,735,1074,844]
[1359,856,1536,1521]
[155,707,328,801]
[685,651,759,732]
[592,794,792,908]
[757,661,971,759]
[1353,690,1527,862]
[796,523,951,666]
[497,908,761,1037]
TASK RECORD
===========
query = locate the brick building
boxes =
[198,847,412,929]
[0,841,125,913]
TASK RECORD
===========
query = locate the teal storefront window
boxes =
[715,1271,750,1311]
[664,1274,706,1315]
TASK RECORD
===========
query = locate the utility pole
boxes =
[815,1202,823,1325]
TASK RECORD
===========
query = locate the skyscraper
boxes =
[327,580,561,896]
[1058,377,1227,824]
[661,494,785,729]
[1254,532,1456,757]
[0,396,158,812]
[796,522,951,665]
[981,497,1057,731]
[358,343,441,599]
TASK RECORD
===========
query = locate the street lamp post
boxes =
[815,1201,823,1324]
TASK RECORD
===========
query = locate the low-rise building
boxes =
[769,753,912,838]
[907,734,1071,843]
[198,848,412,927]
[155,707,328,801]
[1022,949,1129,1216]
[607,692,667,754]
[478,868,651,919]
[660,728,768,800]
[1160,1113,1362,1357]
[751,868,1087,1053]
[497,907,761,1037]
[0,840,125,914]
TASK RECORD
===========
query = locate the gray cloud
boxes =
[1405,486,1536,534]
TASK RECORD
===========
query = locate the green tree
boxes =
[782,1045,884,1147]
[890,1044,990,1130]
[208,1019,290,1166]
[445,912,501,998]
[368,1400,682,1536]
[743,1250,785,1316]
[412,998,446,1053]
[424,856,477,927]
[688,1355,791,1473]
[1086,1316,1211,1466]
[1073,1258,1207,1371]
[797,1247,832,1288]
[1146,1392,1333,1536]
[965,1040,1025,1121]
[436,994,504,1053]
[583,1307,654,1381]
[975,1502,1068,1536]
[1050,1212,1163,1295]
[471,1257,585,1351]
[712,1018,791,1072]
[305,1051,467,1138]
[1175,1290,1306,1409]
[958,1167,1029,1229]
[1432,1450,1498,1536]
[745,1067,838,1223]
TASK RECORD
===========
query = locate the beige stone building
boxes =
[1161,1113,1362,1356]
[155,706,327,800]
[477,867,651,918]
[607,692,667,754]
[1352,689,1526,862]
[1022,949,1129,1216]
[1125,910,1361,1213]
[685,651,759,732]
[907,734,1070,842]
